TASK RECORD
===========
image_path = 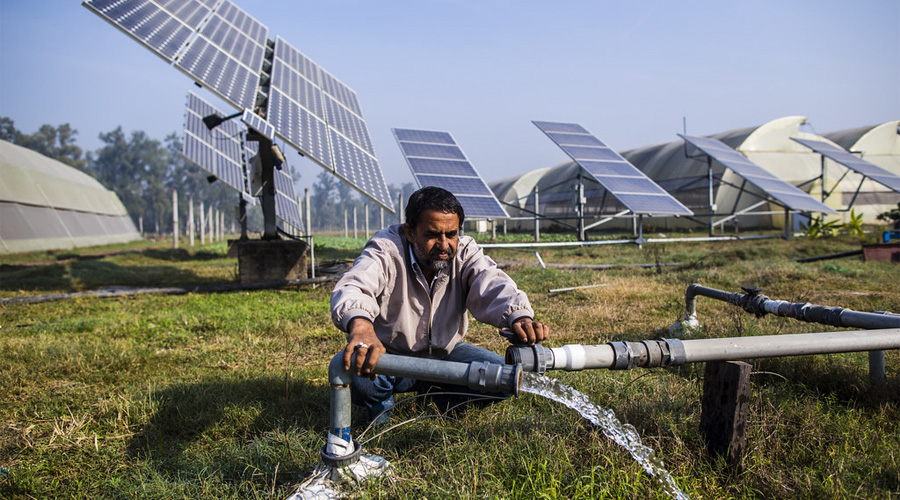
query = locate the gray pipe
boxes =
[683,284,900,330]
[324,351,521,466]
[508,328,900,373]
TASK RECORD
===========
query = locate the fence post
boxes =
[700,360,751,468]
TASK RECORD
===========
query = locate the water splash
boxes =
[520,372,689,500]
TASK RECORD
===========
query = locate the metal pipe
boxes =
[682,284,900,330]
[508,328,900,373]
[324,351,521,466]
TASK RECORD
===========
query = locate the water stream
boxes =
[520,372,689,500]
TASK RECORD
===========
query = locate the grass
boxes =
[1,232,899,499]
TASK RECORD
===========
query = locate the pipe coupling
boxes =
[321,439,362,468]
[505,344,554,373]
[467,361,521,396]
[608,339,686,369]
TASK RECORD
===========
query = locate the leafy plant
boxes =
[876,202,900,230]
[844,209,866,238]
[801,217,842,238]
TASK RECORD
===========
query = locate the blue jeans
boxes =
[351,343,509,421]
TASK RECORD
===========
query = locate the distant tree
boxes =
[0,116,87,171]
[89,127,170,232]
[311,170,341,231]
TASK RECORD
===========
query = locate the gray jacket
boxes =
[331,224,534,358]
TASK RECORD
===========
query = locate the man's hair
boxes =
[405,186,465,228]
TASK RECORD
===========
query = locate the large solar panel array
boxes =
[679,135,835,213]
[534,121,693,216]
[791,137,900,194]
[273,167,304,232]
[183,92,247,194]
[84,0,394,214]
[393,128,509,219]
[268,37,393,211]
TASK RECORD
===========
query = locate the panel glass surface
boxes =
[182,92,247,193]
[84,0,194,62]
[175,36,258,110]
[680,134,835,213]
[394,128,509,219]
[535,121,693,216]
[331,131,393,210]
[241,109,274,140]
[792,137,900,194]
[273,167,304,232]
[267,87,331,169]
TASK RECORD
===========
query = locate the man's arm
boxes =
[510,317,550,345]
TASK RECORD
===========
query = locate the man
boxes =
[331,186,549,423]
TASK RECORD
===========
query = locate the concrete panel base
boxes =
[236,240,307,283]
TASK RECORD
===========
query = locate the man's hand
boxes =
[343,317,385,378]
[511,318,550,345]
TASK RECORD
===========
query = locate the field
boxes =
[1,232,898,499]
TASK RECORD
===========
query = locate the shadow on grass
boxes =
[0,257,230,293]
[126,376,329,479]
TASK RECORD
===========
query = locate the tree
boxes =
[311,170,341,231]
[89,127,170,232]
[0,117,87,171]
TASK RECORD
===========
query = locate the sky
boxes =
[1,0,898,206]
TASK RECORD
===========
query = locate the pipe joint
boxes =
[739,286,769,317]
[505,344,554,373]
[467,361,520,396]
[609,339,685,369]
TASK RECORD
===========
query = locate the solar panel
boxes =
[534,121,693,216]
[83,0,195,62]
[182,92,247,193]
[84,0,396,215]
[273,167,304,232]
[269,37,393,212]
[393,128,509,219]
[241,109,274,140]
[791,137,900,194]
[680,134,835,213]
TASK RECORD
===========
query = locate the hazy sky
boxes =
[1,0,898,201]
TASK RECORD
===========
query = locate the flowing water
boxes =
[520,372,689,500]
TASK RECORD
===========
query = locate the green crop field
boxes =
[1,233,898,499]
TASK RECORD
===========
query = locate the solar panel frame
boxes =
[241,109,274,140]
[273,167,305,232]
[182,92,248,194]
[791,137,900,194]
[534,121,693,216]
[393,128,509,219]
[680,134,836,213]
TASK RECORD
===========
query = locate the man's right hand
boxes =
[342,317,385,378]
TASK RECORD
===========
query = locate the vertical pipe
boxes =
[576,174,585,241]
[491,219,496,239]
[869,350,886,389]
[707,162,714,236]
[172,190,179,249]
[820,155,827,202]
[534,186,540,242]
[784,209,791,240]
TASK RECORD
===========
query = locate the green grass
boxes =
[1,233,898,499]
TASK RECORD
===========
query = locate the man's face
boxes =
[405,209,460,274]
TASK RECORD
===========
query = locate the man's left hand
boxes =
[511,318,550,345]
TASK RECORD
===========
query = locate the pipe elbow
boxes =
[328,351,352,386]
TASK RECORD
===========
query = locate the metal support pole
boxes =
[199,201,206,245]
[534,186,540,242]
[172,190,179,249]
[188,196,195,246]
[576,174,585,241]
[399,192,405,224]
[490,219,496,240]
[636,214,645,248]
[708,164,715,236]
[784,209,791,240]
[353,206,358,239]
[365,203,370,239]
[343,208,348,237]
[305,188,314,279]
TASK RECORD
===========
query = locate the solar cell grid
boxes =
[200,15,263,70]
[680,134,835,213]
[394,128,508,218]
[791,137,900,194]
[214,0,267,46]
[175,36,258,109]
[84,0,194,62]
[267,87,331,169]
[534,121,693,216]
[406,158,476,176]
[241,109,274,140]
[270,62,324,118]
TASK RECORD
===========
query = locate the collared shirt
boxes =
[331,224,534,359]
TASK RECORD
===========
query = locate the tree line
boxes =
[1,117,415,236]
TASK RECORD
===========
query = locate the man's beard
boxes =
[412,240,454,274]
